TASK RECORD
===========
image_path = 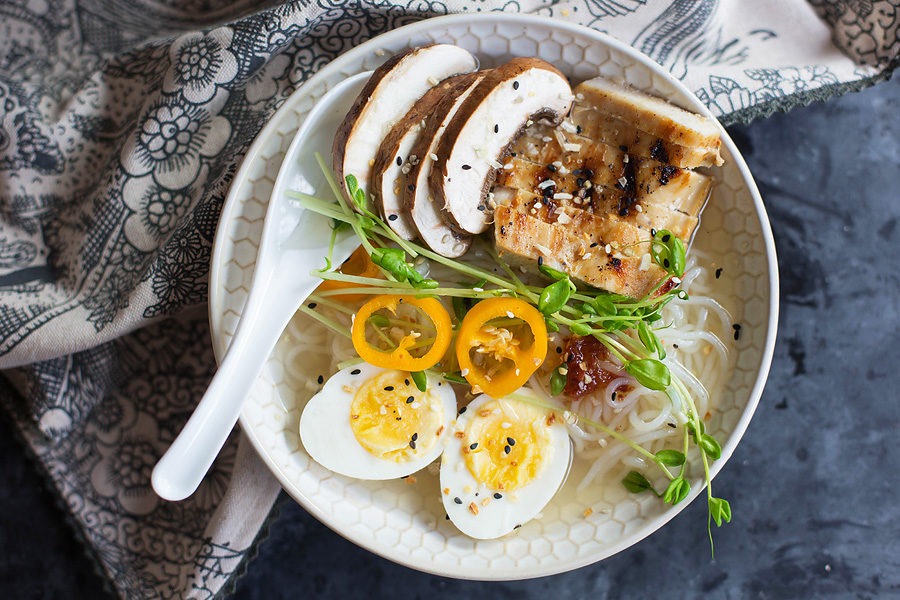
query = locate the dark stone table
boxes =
[2,76,898,600]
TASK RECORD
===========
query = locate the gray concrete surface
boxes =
[2,76,898,600]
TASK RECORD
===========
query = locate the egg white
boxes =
[300,364,457,480]
[440,393,572,539]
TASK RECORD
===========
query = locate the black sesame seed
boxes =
[547,164,557,173]
[572,169,582,175]
[445,515,450,520]
[454,497,463,504]
[494,124,499,133]
[619,145,628,152]
[396,156,402,166]
[734,329,741,341]
[590,242,598,248]
[513,80,519,90]
[514,524,521,529]
[411,433,418,441]
[663,258,670,268]
[504,445,511,454]
[576,177,585,187]
[494,493,503,499]
[507,437,516,446]
[459,406,467,414]
[668,422,677,428]
[673,343,679,349]
[317,375,324,384]
[477,205,485,211]
[650,228,657,237]
[384,386,394,391]
[462,164,471,170]
[409,440,416,449]
[308,302,317,309]
[470,443,478,450]
[715,267,723,279]
[405,379,410,385]
[388,214,398,221]
[662,234,671,242]
[406,396,415,404]
[611,391,617,401]
[538,256,544,266]
[351,369,361,375]
[556,346,562,354]
[407,184,414,191]
[396,417,402,421]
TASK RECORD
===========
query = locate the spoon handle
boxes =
[152,274,296,501]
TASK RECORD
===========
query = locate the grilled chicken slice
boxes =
[332,44,478,209]
[493,188,668,298]
[569,108,723,168]
[403,72,484,257]
[430,58,573,235]
[509,123,710,219]
[371,78,460,239]
[574,77,721,150]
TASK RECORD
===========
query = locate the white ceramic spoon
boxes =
[152,71,371,502]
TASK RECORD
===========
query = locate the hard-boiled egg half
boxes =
[440,394,572,539]
[300,364,457,479]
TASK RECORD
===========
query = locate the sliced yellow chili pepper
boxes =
[455,298,548,398]
[316,245,382,302]
[351,294,452,371]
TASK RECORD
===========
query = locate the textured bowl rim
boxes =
[209,12,779,581]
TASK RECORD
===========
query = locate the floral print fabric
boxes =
[0,1,895,599]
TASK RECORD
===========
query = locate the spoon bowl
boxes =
[151,71,372,502]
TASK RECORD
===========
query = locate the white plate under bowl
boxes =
[209,14,778,580]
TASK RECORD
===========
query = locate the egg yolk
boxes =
[350,372,443,462]
[463,398,553,492]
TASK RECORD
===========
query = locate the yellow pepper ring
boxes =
[351,294,452,371]
[455,297,548,398]
[316,244,382,302]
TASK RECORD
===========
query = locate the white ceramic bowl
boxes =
[209,14,778,580]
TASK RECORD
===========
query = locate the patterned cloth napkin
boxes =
[0,1,895,598]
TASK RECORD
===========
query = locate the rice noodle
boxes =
[283,246,733,497]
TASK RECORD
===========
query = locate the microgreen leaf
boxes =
[651,229,686,277]
[538,264,568,281]
[550,369,566,396]
[580,302,598,315]
[655,449,686,466]
[663,477,691,505]
[442,372,468,385]
[370,248,437,288]
[569,322,593,336]
[671,237,686,276]
[708,497,731,527]
[538,278,571,315]
[545,318,560,333]
[625,358,670,391]
[637,320,656,353]
[593,296,616,316]
[410,370,427,392]
[622,471,656,495]
[699,433,722,460]
[345,174,367,211]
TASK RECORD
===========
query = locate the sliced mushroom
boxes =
[403,72,485,258]
[429,57,573,235]
[371,78,459,240]
[332,44,478,210]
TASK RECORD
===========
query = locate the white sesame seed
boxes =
[537,179,555,189]
[461,369,469,376]
[605,244,612,253]
[623,155,630,163]
[553,192,573,200]
[489,159,503,169]
[563,143,582,152]
[639,253,651,271]
[506,311,514,318]
[503,163,514,169]
[472,287,484,292]
[430,153,438,161]
[618,176,628,187]
[635,204,643,212]
[502,422,512,429]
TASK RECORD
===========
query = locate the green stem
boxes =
[298,306,350,338]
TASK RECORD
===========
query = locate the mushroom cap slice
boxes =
[371,78,460,240]
[331,44,478,210]
[403,72,485,258]
[429,57,573,235]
